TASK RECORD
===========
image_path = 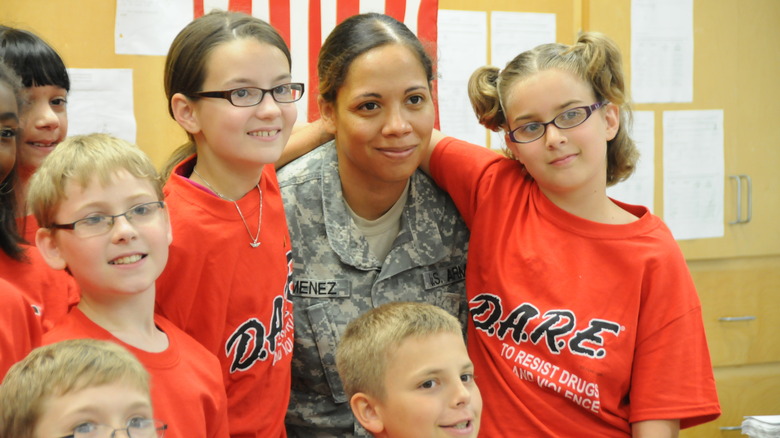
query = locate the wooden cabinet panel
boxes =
[690,258,780,367]
[680,363,780,438]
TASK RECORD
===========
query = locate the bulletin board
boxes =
[1,0,581,169]
[1,0,183,168]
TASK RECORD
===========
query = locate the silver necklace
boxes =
[192,168,262,248]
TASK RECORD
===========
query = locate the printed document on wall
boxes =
[437,10,488,147]
[115,0,193,55]
[490,12,555,69]
[67,69,136,144]
[631,0,693,103]
[663,110,724,240]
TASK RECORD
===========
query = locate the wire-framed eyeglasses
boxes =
[50,201,166,238]
[58,418,167,438]
[508,101,609,144]
[191,83,305,107]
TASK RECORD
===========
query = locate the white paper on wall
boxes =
[663,110,725,240]
[67,68,137,144]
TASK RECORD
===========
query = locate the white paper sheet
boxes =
[663,110,724,240]
[490,12,555,69]
[607,111,655,211]
[437,10,488,147]
[631,0,694,103]
[115,0,193,56]
[66,69,137,144]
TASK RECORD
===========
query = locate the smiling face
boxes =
[364,331,482,438]
[183,37,297,173]
[33,382,154,438]
[503,68,618,200]
[17,85,68,173]
[36,169,171,300]
[0,82,19,182]
[321,43,435,194]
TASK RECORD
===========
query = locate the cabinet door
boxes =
[585,0,780,260]
[689,258,780,367]
[680,363,780,438]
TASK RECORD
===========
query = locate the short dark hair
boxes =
[0,26,70,90]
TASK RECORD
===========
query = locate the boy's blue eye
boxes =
[80,215,107,227]
[131,204,152,216]
[73,422,98,433]
[0,128,16,139]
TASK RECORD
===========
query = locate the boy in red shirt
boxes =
[29,133,229,438]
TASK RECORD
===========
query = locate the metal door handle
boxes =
[729,174,752,224]
[718,316,756,322]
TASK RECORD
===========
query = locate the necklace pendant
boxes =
[250,241,261,248]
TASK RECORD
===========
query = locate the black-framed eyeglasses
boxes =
[50,201,166,238]
[58,418,167,438]
[190,83,305,107]
[508,101,608,144]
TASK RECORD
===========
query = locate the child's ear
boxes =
[35,228,68,271]
[318,96,337,135]
[170,93,201,135]
[350,392,385,435]
[604,103,620,141]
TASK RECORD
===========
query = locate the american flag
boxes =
[193,0,439,122]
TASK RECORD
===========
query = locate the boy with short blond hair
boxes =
[28,133,229,438]
[336,301,482,438]
[0,338,156,438]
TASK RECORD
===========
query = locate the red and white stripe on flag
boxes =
[193,0,438,123]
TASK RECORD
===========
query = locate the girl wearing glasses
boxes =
[277,13,470,437]
[420,32,721,436]
[155,10,298,438]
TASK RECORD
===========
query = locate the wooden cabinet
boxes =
[682,257,780,437]
[684,364,780,437]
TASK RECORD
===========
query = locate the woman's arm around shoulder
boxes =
[276,119,333,169]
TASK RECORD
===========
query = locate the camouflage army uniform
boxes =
[278,141,470,438]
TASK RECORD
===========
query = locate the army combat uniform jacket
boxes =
[278,141,470,437]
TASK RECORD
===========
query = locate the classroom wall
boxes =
[1,0,582,169]
[1,0,187,168]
